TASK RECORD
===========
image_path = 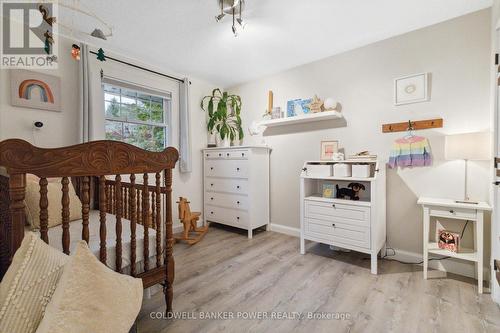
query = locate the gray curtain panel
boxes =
[179,78,192,173]
[79,43,92,143]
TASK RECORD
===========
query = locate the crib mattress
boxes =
[28,210,160,273]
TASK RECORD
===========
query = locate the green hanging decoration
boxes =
[43,30,53,54]
[96,48,106,61]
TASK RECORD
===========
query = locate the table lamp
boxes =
[445,132,491,204]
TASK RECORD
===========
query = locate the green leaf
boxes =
[239,127,244,139]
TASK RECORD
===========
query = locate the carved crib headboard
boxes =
[0,139,179,311]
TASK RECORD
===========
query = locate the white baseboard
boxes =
[268,223,300,237]
[267,223,487,280]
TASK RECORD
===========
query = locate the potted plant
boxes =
[201,89,243,147]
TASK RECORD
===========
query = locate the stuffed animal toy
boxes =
[336,183,365,201]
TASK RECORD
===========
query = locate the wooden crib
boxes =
[0,139,178,312]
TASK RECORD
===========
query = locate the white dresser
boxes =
[300,160,386,274]
[203,146,271,238]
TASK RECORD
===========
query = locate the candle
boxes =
[268,90,273,114]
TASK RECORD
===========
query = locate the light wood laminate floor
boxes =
[137,224,500,333]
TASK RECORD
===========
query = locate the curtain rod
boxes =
[89,50,191,84]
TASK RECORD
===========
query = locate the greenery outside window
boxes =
[103,83,169,152]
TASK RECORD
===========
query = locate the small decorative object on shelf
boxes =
[307,95,324,113]
[267,90,273,115]
[322,183,335,198]
[332,152,344,161]
[320,140,339,160]
[287,98,312,117]
[271,107,282,119]
[437,229,460,253]
[336,183,365,201]
[348,151,377,161]
[323,97,339,111]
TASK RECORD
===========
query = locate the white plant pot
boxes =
[216,135,230,147]
[207,131,216,146]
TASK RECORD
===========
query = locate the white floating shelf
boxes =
[259,111,343,128]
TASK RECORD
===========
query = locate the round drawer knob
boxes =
[237,185,240,189]
[332,223,336,227]
[332,204,336,208]
[210,167,214,170]
[227,153,230,156]
[242,153,245,156]
[210,183,214,186]
[210,211,214,214]
[206,154,209,157]
[237,216,240,220]
[449,210,455,214]
[236,168,240,171]
[237,201,240,204]
[210,197,214,200]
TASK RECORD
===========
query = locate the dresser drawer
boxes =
[305,217,370,249]
[206,178,248,194]
[205,192,248,210]
[429,207,477,220]
[205,205,248,227]
[205,160,248,178]
[204,149,249,160]
[304,200,370,227]
[204,150,225,159]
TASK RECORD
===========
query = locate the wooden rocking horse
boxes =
[175,197,208,245]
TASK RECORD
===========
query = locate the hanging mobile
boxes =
[71,44,81,60]
[96,48,106,61]
[43,30,54,54]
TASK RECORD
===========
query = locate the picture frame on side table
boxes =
[320,140,339,160]
[394,72,429,106]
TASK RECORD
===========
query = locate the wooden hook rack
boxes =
[382,118,443,133]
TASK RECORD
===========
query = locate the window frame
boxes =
[102,82,171,151]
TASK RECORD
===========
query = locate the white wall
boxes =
[229,10,492,259]
[0,35,217,219]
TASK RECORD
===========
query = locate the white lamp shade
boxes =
[445,132,491,161]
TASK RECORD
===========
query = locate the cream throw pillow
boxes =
[0,232,68,333]
[24,176,82,229]
[36,241,143,333]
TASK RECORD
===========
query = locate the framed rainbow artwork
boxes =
[10,70,61,112]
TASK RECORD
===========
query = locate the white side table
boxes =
[417,197,491,294]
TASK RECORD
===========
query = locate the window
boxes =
[103,83,169,152]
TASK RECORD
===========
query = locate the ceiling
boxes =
[59,0,492,87]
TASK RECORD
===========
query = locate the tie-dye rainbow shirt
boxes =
[388,136,432,168]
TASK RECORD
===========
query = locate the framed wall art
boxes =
[394,72,429,106]
[10,69,61,112]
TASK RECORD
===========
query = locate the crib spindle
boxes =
[115,175,123,273]
[81,176,90,243]
[61,177,70,255]
[155,173,162,268]
[151,191,156,231]
[129,174,137,277]
[39,177,49,244]
[137,188,141,225]
[99,176,107,264]
[164,168,174,312]
[142,173,149,271]
[124,187,128,219]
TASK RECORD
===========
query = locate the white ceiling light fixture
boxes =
[215,0,246,37]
